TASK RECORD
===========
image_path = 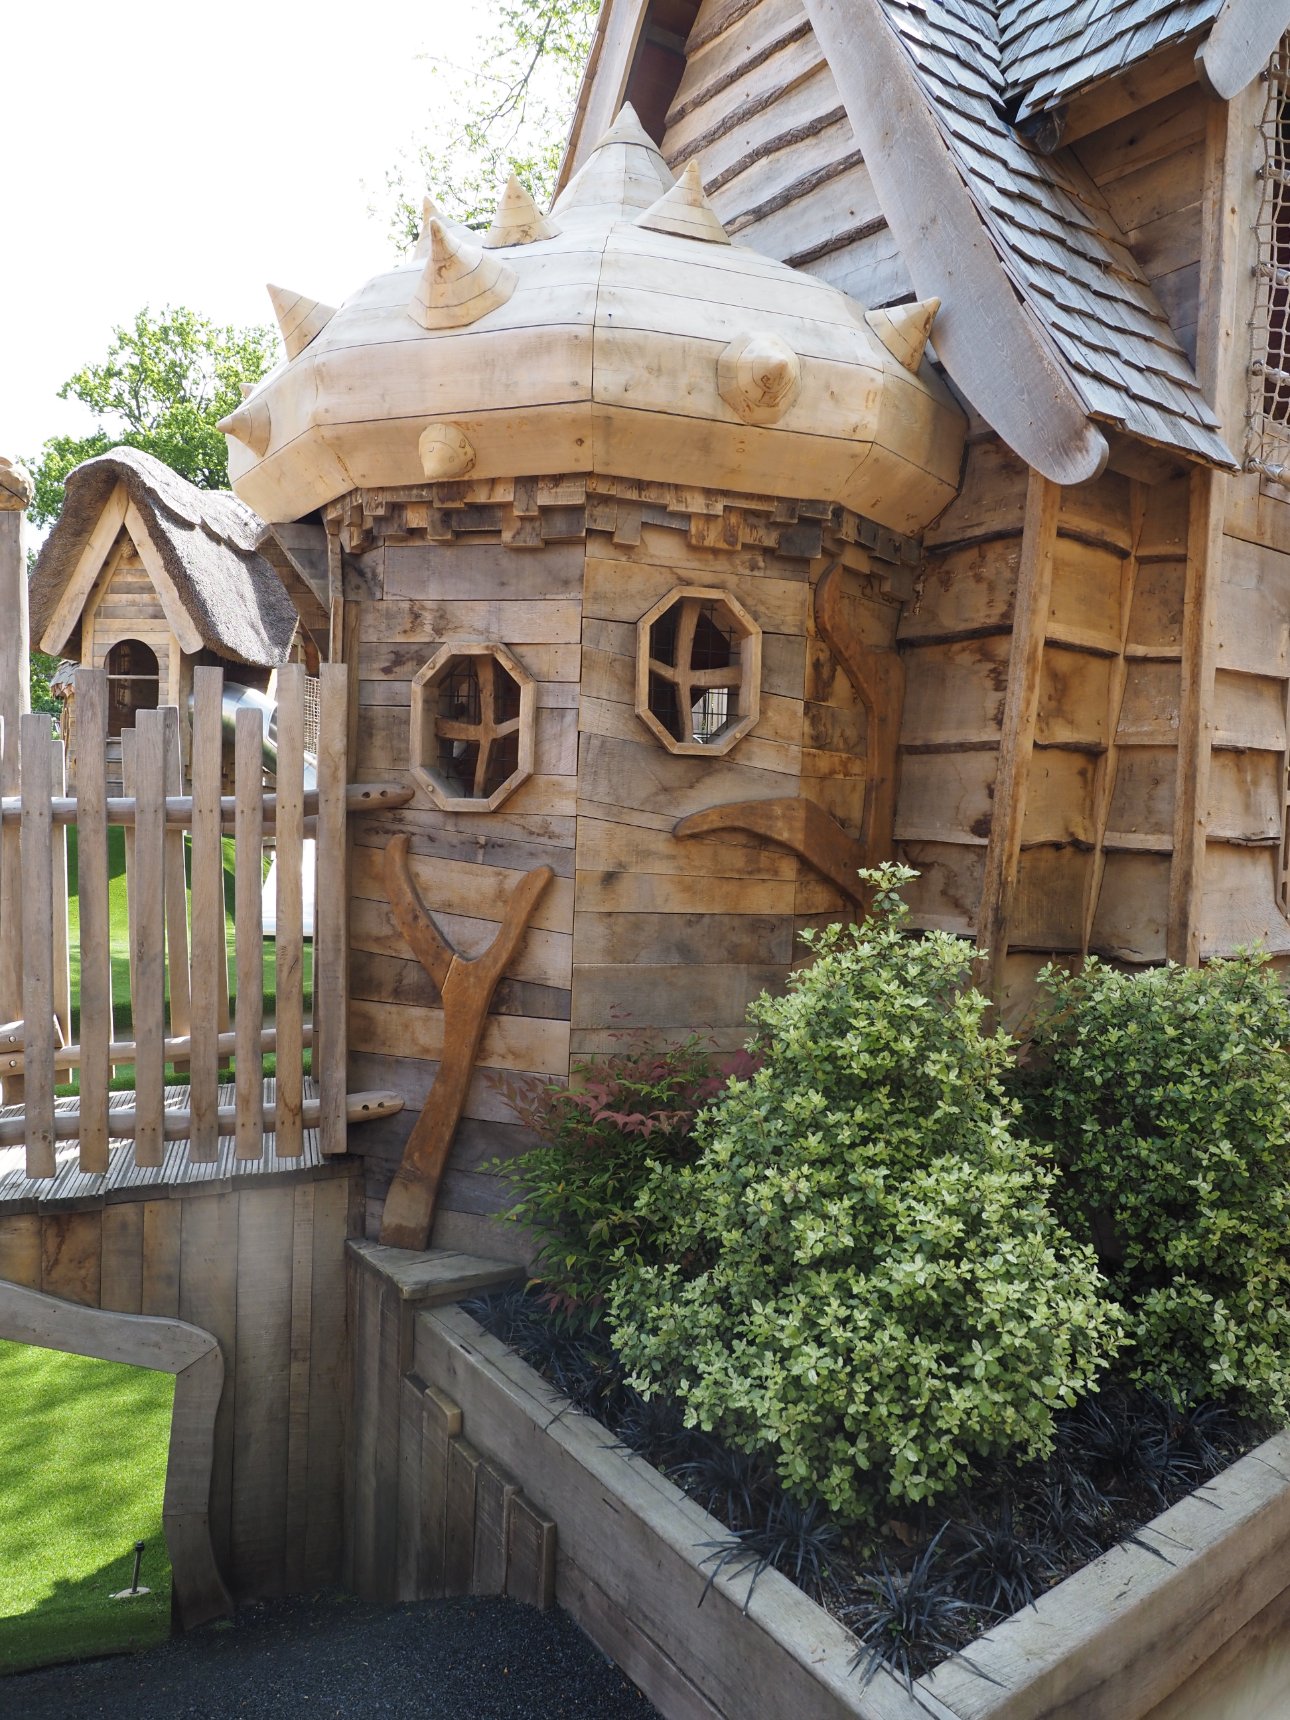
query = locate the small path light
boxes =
[111,1540,151,1601]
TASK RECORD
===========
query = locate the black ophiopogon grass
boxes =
[464,1286,1260,1688]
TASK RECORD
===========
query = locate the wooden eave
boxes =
[1197,0,1290,97]
[803,0,1110,486]
[558,0,700,190]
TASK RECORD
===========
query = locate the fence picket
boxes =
[0,716,23,1105]
[163,706,191,1069]
[132,710,167,1167]
[275,665,305,1158]
[120,727,138,1034]
[50,736,72,1049]
[189,668,224,1162]
[235,705,265,1161]
[315,664,348,1156]
[20,714,55,1179]
[76,670,112,1173]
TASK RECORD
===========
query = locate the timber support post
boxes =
[975,470,1060,1003]
[0,459,31,1099]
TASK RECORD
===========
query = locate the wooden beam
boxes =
[974,471,1060,999]
[800,0,1109,487]
[555,0,652,193]
[122,500,205,656]
[1197,0,1290,100]
[0,780,413,827]
[0,1089,404,1151]
[40,483,127,654]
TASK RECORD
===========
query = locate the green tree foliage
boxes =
[608,868,1122,1524]
[1021,955,1290,1417]
[382,0,598,243]
[28,307,279,527]
[28,651,61,718]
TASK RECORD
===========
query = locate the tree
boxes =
[28,306,279,527]
[381,0,598,245]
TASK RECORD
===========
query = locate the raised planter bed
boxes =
[414,1299,1290,1720]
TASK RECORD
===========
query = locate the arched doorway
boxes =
[104,638,160,739]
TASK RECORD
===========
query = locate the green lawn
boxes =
[61,827,311,1092]
[0,1340,174,1673]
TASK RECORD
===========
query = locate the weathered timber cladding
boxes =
[0,1165,357,1600]
[341,476,903,1244]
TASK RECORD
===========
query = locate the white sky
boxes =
[0,0,493,465]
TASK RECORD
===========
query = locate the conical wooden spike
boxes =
[483,174,561,248]
[552,100,674,221]
[409,218,518,330]
[267,284,336,361]
[413,193,465,258]
[635,159,730,244]
[216,395,272,458]
[865,298,941,372]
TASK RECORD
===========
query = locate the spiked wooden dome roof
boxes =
[223,107,965,534]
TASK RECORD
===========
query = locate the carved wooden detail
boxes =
[379,833,553,1251]
[814,561,904,862]
[636,587,761,756]
[410,642,536,812]
[674,797,870,907]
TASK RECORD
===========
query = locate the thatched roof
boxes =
[30,447,298,667]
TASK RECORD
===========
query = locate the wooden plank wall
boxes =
[346,523,579,1257]
[339,480,891,1248]
[0,1165,359,1600]
[894,438,1210,1012]
[83,537,178,709]
[1074,84,1208,367]
[659,0,913,309]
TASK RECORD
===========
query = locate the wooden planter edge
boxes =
[417,1303,1290,1720]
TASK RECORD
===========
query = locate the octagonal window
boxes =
[410,642,535,811]
[635,587,762,756]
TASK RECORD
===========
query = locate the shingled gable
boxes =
[30,447,298,666]
[563,0,1258,483]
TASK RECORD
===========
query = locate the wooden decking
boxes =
[0,1077,339,1209]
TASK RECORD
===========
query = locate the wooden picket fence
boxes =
[0,663,351,1178]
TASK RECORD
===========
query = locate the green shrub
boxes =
[496,1037,734,1317]
[1021,954,1290,1416]
[607,867,1121,1523]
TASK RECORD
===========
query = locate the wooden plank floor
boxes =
[0,1078,334,1208]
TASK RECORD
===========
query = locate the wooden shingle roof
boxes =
[998,0,1221,120]
[873,0,1233,466]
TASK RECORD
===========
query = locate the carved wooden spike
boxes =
[864,297,941,372]
[551,101,674,220]
[413,193,469,258]
[418,422,477,480]
[636,159,730,245]
[215,394,272,457]
[267,284,336,360]
[484,174,561,248]
[379,834,553,1250]
[814,562,903,861]
[675,798,871,907]
[717,332,802,425]
[409,219,518,331]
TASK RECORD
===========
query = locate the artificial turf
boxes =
[0,1340,174,1673]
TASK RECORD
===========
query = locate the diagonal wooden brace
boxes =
[379,833,553,1250]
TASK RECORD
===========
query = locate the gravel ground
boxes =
[4,1592,662,1719]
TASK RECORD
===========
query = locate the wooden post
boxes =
[49,735,72,1049]
[162,707,191,1068]
[132,710,167,1169]
[189,668,224,1161]
[234,705,265,1161]
[974,470,1060,1001]
[76,671,112,1173]
[315,664,348,1156]
[0,459,31,1101]
[20,713,55,1179]
[274,664,305,1157]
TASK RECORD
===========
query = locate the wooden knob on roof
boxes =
[717,332,802,425]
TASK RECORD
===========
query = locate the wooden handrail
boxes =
[0,781,413,828]
[2,1024,314,1076]
[0,1089,404,1152]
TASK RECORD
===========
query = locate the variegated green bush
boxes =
[1022,954,1290,1416]
[608,867,1122,1524]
